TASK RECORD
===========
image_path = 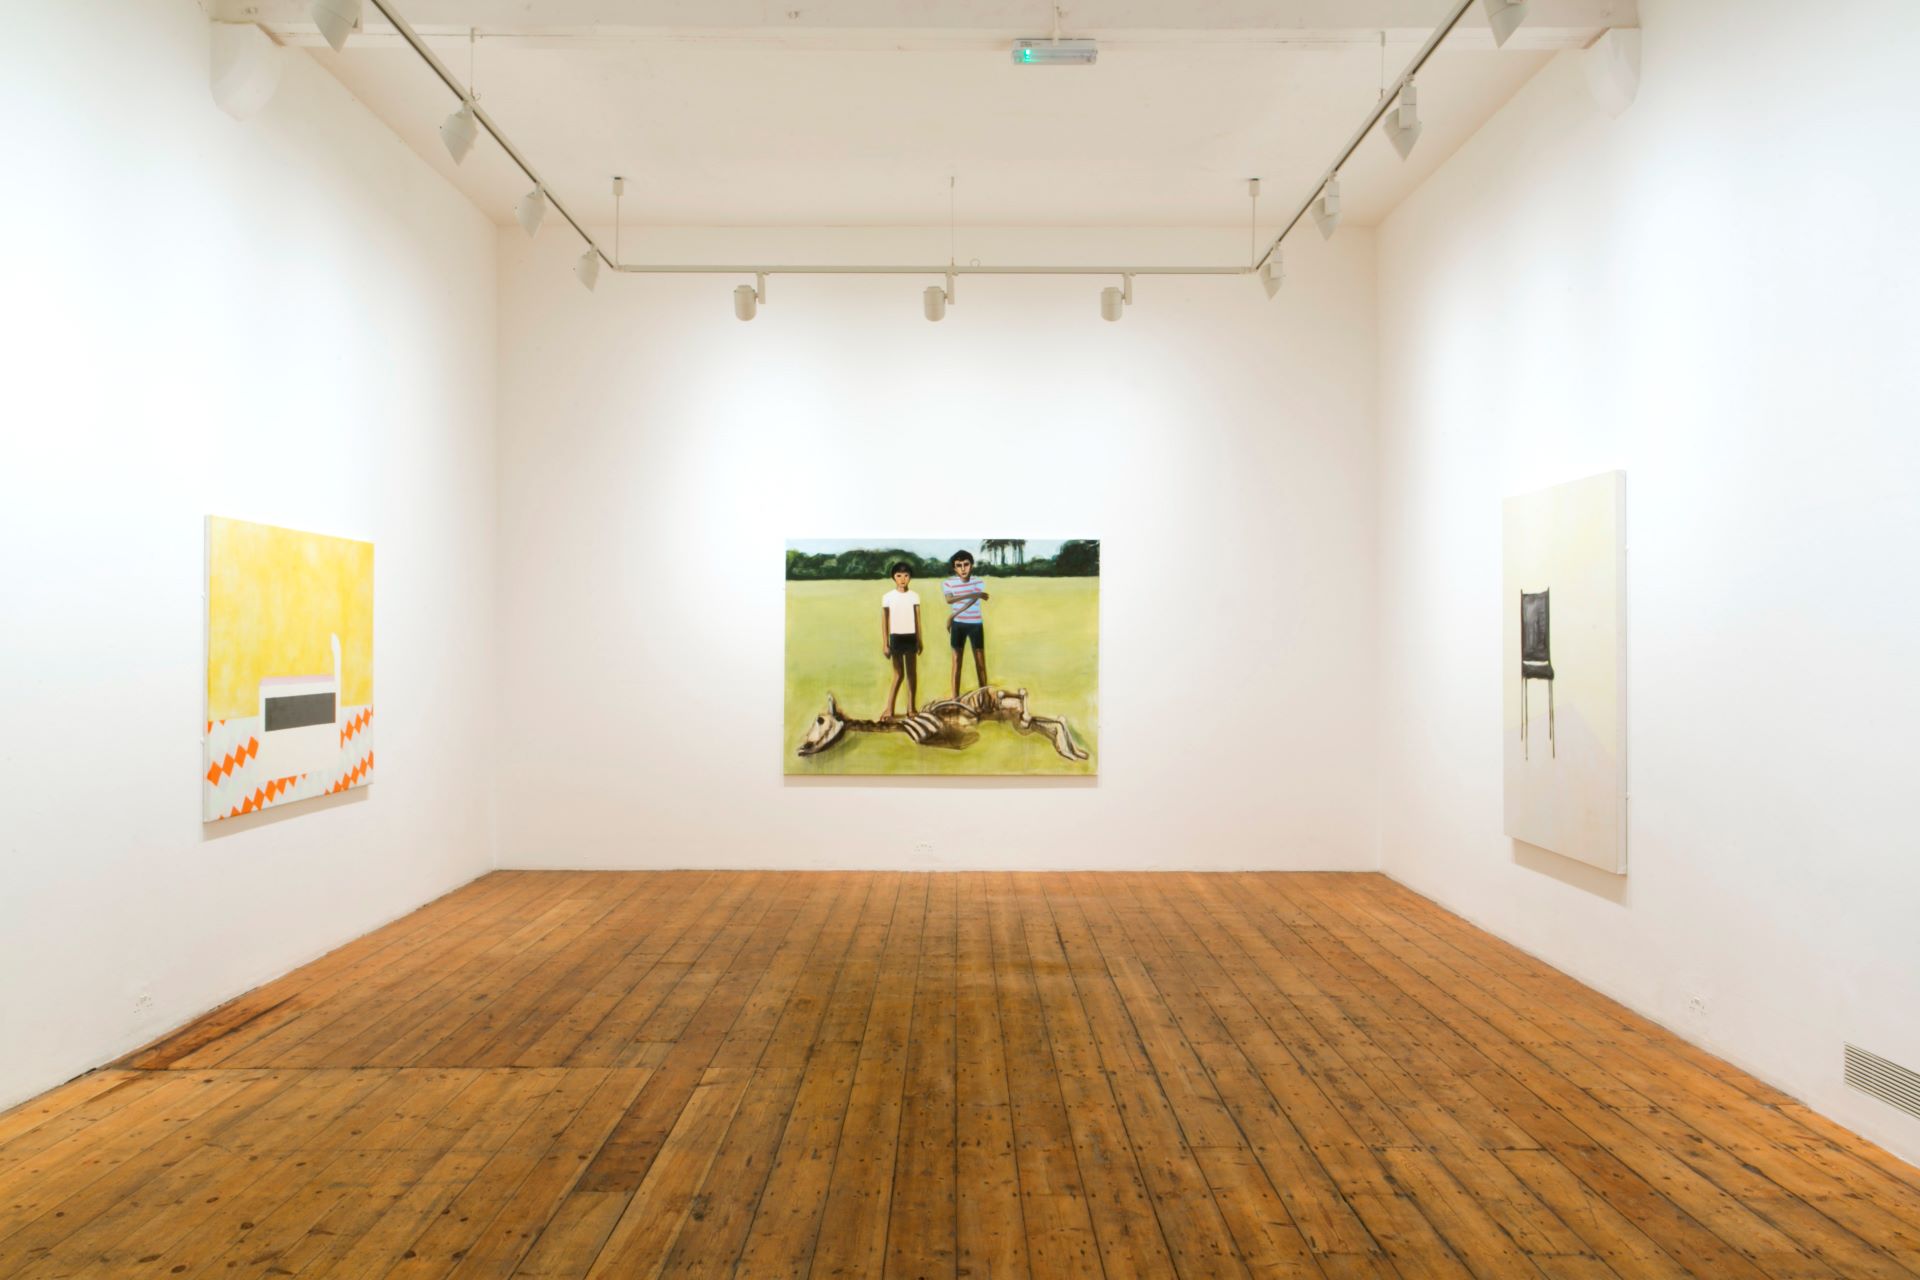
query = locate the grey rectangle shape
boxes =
[265,692,336,732]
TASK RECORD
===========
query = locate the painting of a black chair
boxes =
[1520,589,1555,759]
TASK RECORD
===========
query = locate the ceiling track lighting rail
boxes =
[1254,0,1493,275]
[612,265,1244,277]
[357,0,613,270]
[600,0,1518,297]
[342,0,1524,301]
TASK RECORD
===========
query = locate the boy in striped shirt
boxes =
[942,550,991,699]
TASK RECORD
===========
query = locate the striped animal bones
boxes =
[796,687,1089,762]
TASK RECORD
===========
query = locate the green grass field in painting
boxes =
[784,577,1099,775]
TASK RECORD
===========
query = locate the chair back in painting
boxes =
[1519,590,1555,757]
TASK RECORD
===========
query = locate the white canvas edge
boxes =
[1606,469,1628,874]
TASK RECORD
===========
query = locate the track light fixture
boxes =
[1385,81,1423,159]
[1100,275,1133,322]
[439,99,478,164]
[1583,28,1642,118]
[516,186,547,237]
[310,0,360,53]
[1311,177,1342,240]
[210,22,284,121]
[923,273,955,322]
[304,3,615,305]
[1481,0,1529,48]
[1242,0,1522,282]
[734,274,767,321]
[1260,253,1284,300]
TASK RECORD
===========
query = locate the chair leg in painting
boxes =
[1548,679,1556,759]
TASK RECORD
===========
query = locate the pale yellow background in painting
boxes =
[1501,471,1626,873]
[207,517,374,720]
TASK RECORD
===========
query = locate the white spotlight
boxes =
[1583,28,1642,118]
[210,22,284,120]
[310,0,360,53]
[439,99,478,164]
[1481,0,1528,47]
[1385,82,1423,160]
[734,284,759,321]
[515,186,547,237]
[574,248,600,292]
[923,285,948,322]
[1101,279,1133,322]
[1311,177,1342,240]
[1260,253,1284,300]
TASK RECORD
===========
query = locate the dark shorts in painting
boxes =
[949,621,985,652]
[888,633,919,657]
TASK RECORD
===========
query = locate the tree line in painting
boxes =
[785,539,1100,581]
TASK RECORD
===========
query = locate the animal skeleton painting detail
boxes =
[796,687,1089,762]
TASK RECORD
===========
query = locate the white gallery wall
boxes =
[1374,0,1920,1162]
[495,225,1379,869]
[0,1,499,1110]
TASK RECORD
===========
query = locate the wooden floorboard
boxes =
[4,871,1916,1279]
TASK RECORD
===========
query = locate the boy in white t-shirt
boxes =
[880,561,924,719]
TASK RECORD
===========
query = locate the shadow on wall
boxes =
[1513,838,1630,905]
[783,773,1096,791]
[200,785,368,842]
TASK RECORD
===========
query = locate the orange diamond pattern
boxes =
[205,706,371,822]
[339,707,374,748]
[204,736,260,786]
[226,773,305,818]
[326,751,375,795]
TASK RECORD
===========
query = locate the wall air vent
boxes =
[1845,1044,1920,1121]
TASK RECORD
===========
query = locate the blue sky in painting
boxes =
[787,538,1075,560]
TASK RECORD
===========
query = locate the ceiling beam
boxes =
[215,0,1636,51]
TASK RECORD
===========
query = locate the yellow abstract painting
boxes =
[204,517,374,821]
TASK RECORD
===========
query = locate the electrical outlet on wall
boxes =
[132,985,154,1017]
[1669,970,1713,1031]
[1681,984,1714,1031]
[914,841,934,858]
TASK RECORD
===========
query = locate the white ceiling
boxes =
[233,1,1630,232]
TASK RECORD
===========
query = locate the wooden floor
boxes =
[3,874,1917,1279]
